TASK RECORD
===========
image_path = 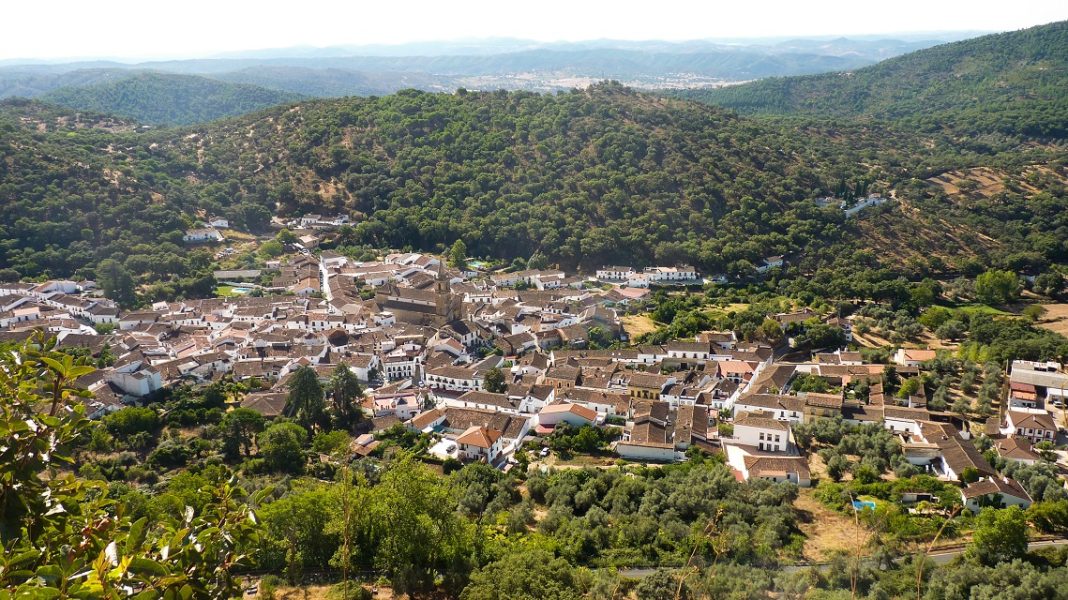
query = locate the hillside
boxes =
[41,72,303,126]
[0,86,922,280]
[678,20,1068,139]
[1,83,1064,288]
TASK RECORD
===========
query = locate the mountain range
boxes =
[0,22,1064,285]
[0,33,976,126]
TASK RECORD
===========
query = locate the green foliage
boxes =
[679,21,1068,140]
[259,422,309,474]
[460,549,585,600]
[967,506,1029,566]
[975,269,1020,305]
[1028,500,1068,535]
[43,72,302,126]
[791,372,830,393]
[311,429,351,455]
[449,239,468,270]
[219,407,266,459]
[482,366,506,394]
[97,257,137,307]
[286,365,326,432]
[329,364,363,429]
[103,406,161,438]
[546,424,619,455]
[0,335,265,597]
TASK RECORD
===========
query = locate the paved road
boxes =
[616,538,1068,579]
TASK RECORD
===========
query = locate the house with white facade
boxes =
[960,477,1032,513]
[183,228,224,243]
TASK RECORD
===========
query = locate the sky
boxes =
[4,0,1066,61]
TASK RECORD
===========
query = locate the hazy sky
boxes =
[5,0,1066,61]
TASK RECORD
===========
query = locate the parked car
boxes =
[539,447,550,457]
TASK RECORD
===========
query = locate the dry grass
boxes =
[925,166,1017,199]
[794,487,872,563]
[621,314,659,338]
[265,583,398,600]
[1036,303,1068,337]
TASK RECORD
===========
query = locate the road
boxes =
[616,538,1068,579]
[319,256,333,302]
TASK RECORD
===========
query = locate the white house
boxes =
[1002,410,1057,444]
[732,394,805,424]
[643,266,698,284]
[537,403,598,428]
[960,477,1032,513]
[455,425,504,463]
[596,266,635,281]
[893,348,937,367]
[755,256,784,274]
[183,228,224,243]
[733,411,791,452]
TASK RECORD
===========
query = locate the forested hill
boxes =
[677,20,1068,139]
[0,85,930,281]
[1,83,1062,290]
[41,72,303,126]
[137,85,937,270]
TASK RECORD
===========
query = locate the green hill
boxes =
[678,21,1068,139]
[1,81,1064,290]
[41,72,303,126]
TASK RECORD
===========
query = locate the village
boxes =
[1,236,1066,519]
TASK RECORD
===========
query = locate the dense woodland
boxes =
[677,21,1068,140]
[2,77,1066,300]
[42,72,304,126]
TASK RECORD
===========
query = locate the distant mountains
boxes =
[676,21,1068,138]
[0,34,979,126]
[41,73,302,126]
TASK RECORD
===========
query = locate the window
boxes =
[759,432,765,441]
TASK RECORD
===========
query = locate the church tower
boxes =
[435,260,459,324]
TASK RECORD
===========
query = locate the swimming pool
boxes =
[853,500,877,511]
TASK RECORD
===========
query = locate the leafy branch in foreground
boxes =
[0,334,267,599]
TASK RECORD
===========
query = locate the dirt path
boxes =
[794,488,871,563]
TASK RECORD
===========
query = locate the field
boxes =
[1036,303,1068,337]
[215,285,245,297]
[794,488,872,562]
[621,314,659,339]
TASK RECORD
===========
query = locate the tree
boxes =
[449,239,468,270]
[960,466,981,484]
[482,366,507,393]
[276,228,298,245]
[975,269,1019,306]
[952,396,972,420]
[259,422,308,474]
[372,455,471,594]
[1033,272,1065,298]
[220,407,266,459]
[1028,500,1068,535]
[286,365,326,432]
[329,364,363,429]
[967,506,1028,566]
[103,406,160,437]
[259,239,284,258]
[0,335,265,597]
[896,376,921,399]
[460,549,583,600]
[98,257,137,307]
[1022,304,1047,322]
[935,319,967,341]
